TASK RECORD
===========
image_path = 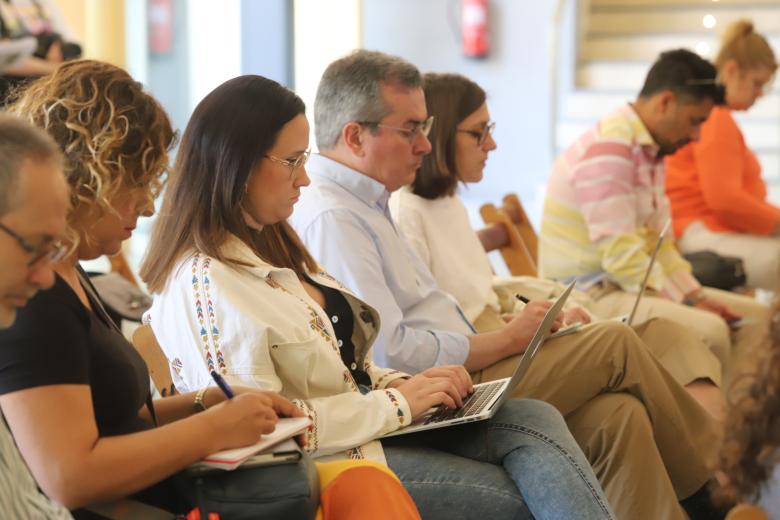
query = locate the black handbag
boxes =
[179,455,320,520]
[683,250,747,290]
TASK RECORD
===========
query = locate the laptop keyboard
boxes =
[424,380,505,425]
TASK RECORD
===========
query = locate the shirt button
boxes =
[337,339,343,347]
[350,363,357,370]
[331,315,339,324]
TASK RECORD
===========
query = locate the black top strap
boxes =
[76,266,158,427]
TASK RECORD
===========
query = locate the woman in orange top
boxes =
[666,20,780,291]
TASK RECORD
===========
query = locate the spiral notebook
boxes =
[190,416,311,471]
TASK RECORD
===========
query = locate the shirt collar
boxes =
[216,234,276,276]
[619,103,660,157]
[307,153,392,212]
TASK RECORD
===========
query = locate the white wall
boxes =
[362,0,560,226]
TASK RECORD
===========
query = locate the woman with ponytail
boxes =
[666,20,780,291]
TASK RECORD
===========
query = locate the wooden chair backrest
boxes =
[479,201,537,277]
[501,193,538,263]
[132,324,177,397]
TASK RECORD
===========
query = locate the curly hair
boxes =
[717,310,780,505]
[6,59,175,251]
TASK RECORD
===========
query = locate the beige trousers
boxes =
[588,282,771,384]
[473,310,718,520]
[679,220,780,291]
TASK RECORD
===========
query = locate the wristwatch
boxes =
[683,292,706,307]
[193,387,208,412]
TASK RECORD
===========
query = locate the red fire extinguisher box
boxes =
[462,0,489,59]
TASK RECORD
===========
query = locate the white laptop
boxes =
[620,219,671,327]
[383,281,576,438]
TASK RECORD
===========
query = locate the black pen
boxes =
[210,370,235,399]
[515,294,530,304]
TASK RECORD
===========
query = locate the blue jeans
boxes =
[383,399,615,520]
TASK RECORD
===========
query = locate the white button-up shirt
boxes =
[289,154,474,375]
[146,236,411,462]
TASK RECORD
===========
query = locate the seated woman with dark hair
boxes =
[140,73,616,520]
[0,59,321,517]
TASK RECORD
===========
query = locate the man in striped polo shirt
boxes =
[0,115,72,518]
[540,49,769,374]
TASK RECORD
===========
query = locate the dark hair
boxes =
[140,75,316,293]
[639,49,726,105]
[413,73,486,200]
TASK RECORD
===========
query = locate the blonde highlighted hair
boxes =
[716,20,777,74]
[6,60,175,251]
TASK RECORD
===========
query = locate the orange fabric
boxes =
[665,106,780,237]
[320,465,420,520]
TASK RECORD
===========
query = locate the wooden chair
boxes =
[479,195,538,277]
[132,324,177,397]
[501,193,538,263]
[725,504,769,520]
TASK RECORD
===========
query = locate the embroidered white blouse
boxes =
[145,236,412,462]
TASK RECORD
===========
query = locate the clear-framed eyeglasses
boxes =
[456,121,496,147]
[357,115,434,144]
[265,149,312,178]
[0,221,68,266]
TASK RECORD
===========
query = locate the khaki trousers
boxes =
[473,310,718,520]
[679,220,780,291]
[588,282,771,384]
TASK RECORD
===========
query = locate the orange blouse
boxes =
[665,106,780,237]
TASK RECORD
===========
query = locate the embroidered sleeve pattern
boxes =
[191,254,226,374]
[292,398,319,454]
[384,389,407,426]
[372,368,409,390]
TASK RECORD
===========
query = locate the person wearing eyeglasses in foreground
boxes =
[539,48,770,377]
[141,71,618,520]
[0,115,72,518]
[666,20,780,295]
[0,60,335,518]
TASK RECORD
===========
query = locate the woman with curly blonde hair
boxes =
[0,60,318,517]
[718,315,780,514]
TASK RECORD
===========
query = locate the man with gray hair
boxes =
[290,49,724,519]
[0,114,72,517]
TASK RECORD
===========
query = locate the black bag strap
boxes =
[76,266,158,427]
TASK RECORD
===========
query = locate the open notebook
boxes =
[190,416,311,471]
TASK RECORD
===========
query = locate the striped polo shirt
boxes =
[0,415,72,518]
[539,103,699,302]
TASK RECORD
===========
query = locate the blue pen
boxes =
[210,370,235,399]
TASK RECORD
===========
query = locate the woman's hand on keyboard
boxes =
[395,374,464,418]
[420,365,474,399]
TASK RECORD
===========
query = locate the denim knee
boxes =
[494,398,568,434]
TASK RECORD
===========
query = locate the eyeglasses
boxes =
[0,222,67,266]
[456,121,496,146]
[265,149,311,178]
[357,116,434,144]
